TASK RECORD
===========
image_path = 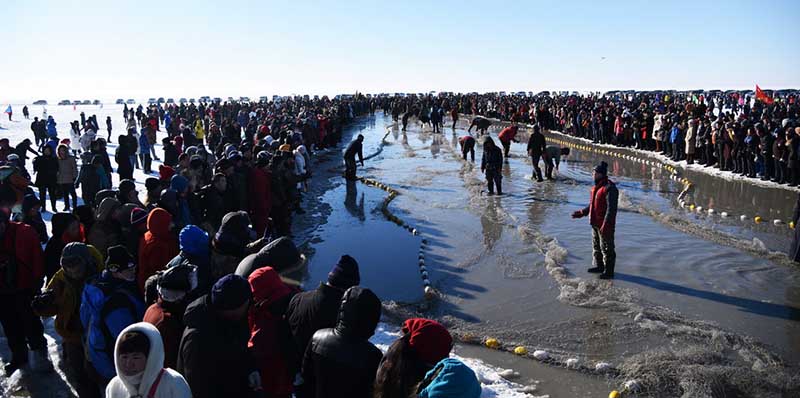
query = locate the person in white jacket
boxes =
[106,322,191,398]
[70,122,82,155]
[294,145,309,192]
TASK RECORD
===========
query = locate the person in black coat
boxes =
[481,137,504,195]
[526,125,547,182]
[297,286,382,398]
[115,135,134,181]
[22,194,48,244]
[791,193,800,263]
[285,255,360,358]
[177,274,261,398]
[43,212,82,280]
[33,145,59,212]
[14,139,39,167]
[163,137,179,167]
[197,174,228,232]
[343,135,364,180]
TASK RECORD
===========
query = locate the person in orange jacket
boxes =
[138,208,179,292]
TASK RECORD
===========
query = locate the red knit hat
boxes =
[402,318,453,366]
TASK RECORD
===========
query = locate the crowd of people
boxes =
[0,95,491,398]
[388,90,800,186]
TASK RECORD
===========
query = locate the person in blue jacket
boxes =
[46,116,58,138]
[416,358,481,398]
[138,127,152,174]
[80,245,145,387]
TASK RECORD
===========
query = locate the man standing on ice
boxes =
[571,161,618,279]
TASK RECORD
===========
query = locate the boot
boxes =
[587,267,604,273]
[599,272,614,279]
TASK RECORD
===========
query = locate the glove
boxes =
[571,210,584,219]
[31,290,56,314]
[248,371,262,391]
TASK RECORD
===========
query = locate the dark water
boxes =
[294,114,800,397]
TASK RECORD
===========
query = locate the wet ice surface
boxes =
[298,114,800,396]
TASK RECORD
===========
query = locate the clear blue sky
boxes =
[2,0,798,102]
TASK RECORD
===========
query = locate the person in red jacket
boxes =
[138,208,179,292]
[249,152,273,236]
[571,161,618,279]
[247,266,299,398]
[0,207,50,374]
[498,124,519,159]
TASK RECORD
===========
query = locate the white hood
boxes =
[113,322,165,396]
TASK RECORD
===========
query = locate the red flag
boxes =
[755,85,774,105]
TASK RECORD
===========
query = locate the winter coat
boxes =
[417,358,481,398]
[526,130,546,156]
[138,209,179,293]
[106,322,191,398]
[80,271,146,381]
[36,245,103,343]
[87,198,122,258]
[297,287,382,398]
[144,299,187,370]
[139,131,152,156]
[80,130,96,152]
[248,167,272,235]
[46,119,58,138]
[196,184,226,233]
[43,212,82,280]
[0,222,45,292]
[57,155,79,184]
[685,122,697,155]
[579,177,618,233]
[481,144,503,173]
[285,282,346,359]
[70,128,81,150]
[177,294,257,398]
[33,154,58,187]
[248,267,299,397]
[77,164,109,205]
[498,125,518,143]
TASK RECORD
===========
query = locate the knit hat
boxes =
[106,245,135,272]
[60,242,91,268]
[130,207,148,226]
[594,161,608,175]
[179,225,209,257]
[211,274,252,310]
[328,255,360,289]
[402,318,453,366]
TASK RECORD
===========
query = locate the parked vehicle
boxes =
[58,100,71,105]
[115,99,125,104]
[33,100,47,105]
[126,99,136,104]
